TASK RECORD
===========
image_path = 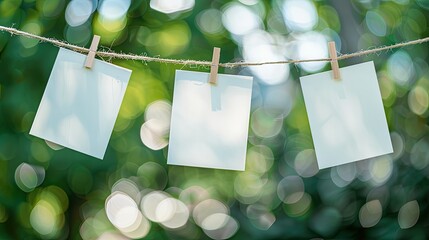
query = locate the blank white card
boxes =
[168,70,253,171]
[300,61,393,169]
[30,48,131,159]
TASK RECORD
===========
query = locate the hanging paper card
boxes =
[30,48,131,159]
[167,70,253,171]
[300,61,393,169]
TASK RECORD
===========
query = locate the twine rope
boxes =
[1,25,429,68]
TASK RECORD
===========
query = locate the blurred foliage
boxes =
[1,0,429,239]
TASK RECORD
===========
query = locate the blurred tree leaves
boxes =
[1,0,429,239]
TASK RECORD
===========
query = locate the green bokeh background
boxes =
[1,0,429,239]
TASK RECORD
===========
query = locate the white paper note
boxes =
[30,48,131,159]
[167,70,253,171]
[300,61,393,169]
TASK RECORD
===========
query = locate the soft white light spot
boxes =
[120,213,151,239]
[105,192,140,229]
[369,156,393,186]
[222,4,262,36]
[111,179,140,202]
[140,119,169,150]
[98,0,131,20]
[193,199,229,227]
[157,198,190,229]
[243,32,289,85]
[145,100,171,132]
[65,0,94,27]
[156,198,176,222]
[201,213,229,231]
[150,0,195,14]
[141,191,169,222]
[387,51,414,86]
[296,32,328,72]
[202,214,239,239]
[141,100,171,150]
[282,0,318,31]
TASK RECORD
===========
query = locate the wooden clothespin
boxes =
[208,47,221,85]
[84,35,101,69]
[328,41,340,80]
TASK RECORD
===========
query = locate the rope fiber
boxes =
[1,25,429,68]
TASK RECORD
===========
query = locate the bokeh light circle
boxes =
[193,199,229,227]
[398,200,419,229]
[222,3,262,36]
[150,0,195,14]
[15,163,45,192]
[359,200,382,228]
[156,198,190,229]
[282,0,318,32]
[105,191,140,229]
[141,191,169,222]
[294,149,319,178]
[65,0,94,27]
[98,0,131,20]
[202,213,239,239]
[277,176,305,204]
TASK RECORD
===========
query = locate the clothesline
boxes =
[1,25,429,68]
